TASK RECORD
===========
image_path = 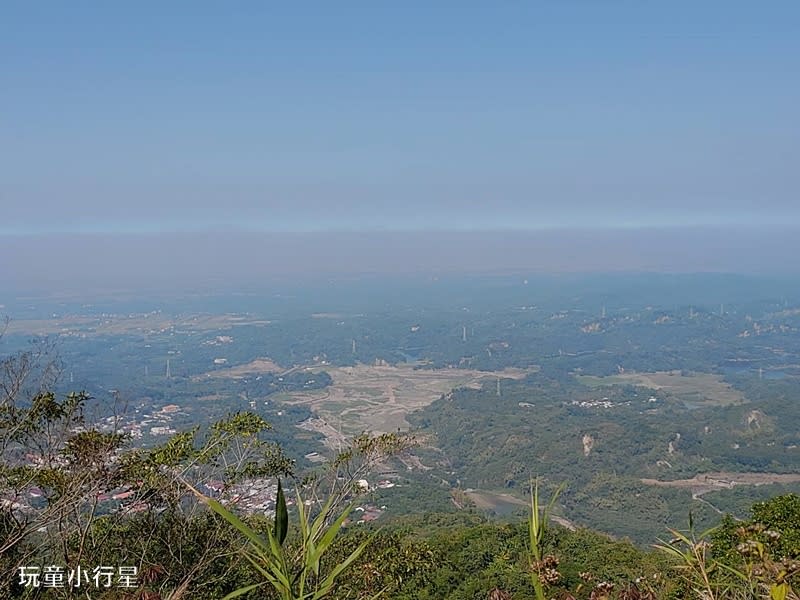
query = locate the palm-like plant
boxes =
[528,478,564,600]
[188,478,380,600]
[654,521,724,600]
[656,514,800,600]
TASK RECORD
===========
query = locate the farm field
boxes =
[576,370,746,406]
[4,312,270,336]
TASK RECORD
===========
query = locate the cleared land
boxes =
[195,358,283,380]
[641,472,800,496]
[464,489,527,515]
[276,363,535,446]
[463,489,576,527]
[576,370,746,406]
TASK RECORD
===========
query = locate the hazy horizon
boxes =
[2,226,799,294]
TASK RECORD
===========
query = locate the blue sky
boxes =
[2,2,799,234]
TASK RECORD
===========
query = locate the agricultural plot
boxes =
[195,358,283,379]
[4,313,270,336]
[576,370,746,406]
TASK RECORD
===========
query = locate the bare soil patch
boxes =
[641,472,800,496]
[280,364,536,442]
[197,358,283,380]
[463,489,576,528]
[464,489,527,512]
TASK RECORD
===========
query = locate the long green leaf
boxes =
[203,496,270,553]
[527,478,564,600]
[294,493,318,584]
[312,503,354,575]
[221,582,265,600]
[263,528,293,590]
[529,479,541,560]
[717,561,749,582]
[275,478,289,546]
[653,543,689,561]
[544,482,564,522]
[313,533,375,599]
[244,551,293,596]
[309,493,337,539]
